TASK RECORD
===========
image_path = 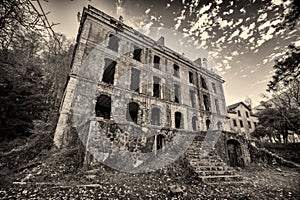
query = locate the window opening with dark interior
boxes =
[126,102,139,123]
[102,58,117,85]
[192,116,197,131]
[201,77,207,89]
[175,112,183,129]
[189,71,194,84]
[95,95,111,119]
[153,55,160,69]
[174,84,180,103]
[203,95,210,111]
[153,76,161,98]
[133,46,142,61]
[173,64,179,77]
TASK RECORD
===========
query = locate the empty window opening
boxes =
[130,68,140,92]
[201,77,207,89]
[206,119,211,130]
[192,116,197,131]
[212,82,217,93]
[151,107,161,125]
[153,55,160,69]
[102,59,117,84]
[156,134,165,150]
[189,71,194,84]
[246,111,249,118]
[237,110,241,116]
[174,84,181,103]
[240,120,244,127]
[126,102,139,123]
[175,112,183,129]
[95,95,111,119]
[248,121,252,128]
[233,119,237,127]
[108,34,119,52]
[190,90,196,108]
[173,64,179,77]
[153,76,161,98]
[215,99,220,114]
[133,46,142,61]
[203,95,210,111]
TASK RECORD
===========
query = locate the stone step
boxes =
[189,160,227,167]
[198,175,242,182]
[194,165,231,171]
[207,180,247,185]
[196,170,235,176]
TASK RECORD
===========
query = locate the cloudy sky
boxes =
[39,0,300,106]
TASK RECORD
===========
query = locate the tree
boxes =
[251,125,273,142]
[267,45,300,92]
[274,0,300,31]
[0,61,46,138]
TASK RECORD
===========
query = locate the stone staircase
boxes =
[186,133,243,183]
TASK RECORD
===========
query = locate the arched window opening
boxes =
[95,95,111,119]
[126,102,139,123]
[192,116,197,131]
[102,58,117,85]
[175,112,183,129]
[108,34,119,52]
[153,76,161,98]
[151,107,161,125]
[206,119,211,130]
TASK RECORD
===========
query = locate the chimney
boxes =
[157,36,164,46]
[194,58,202,66]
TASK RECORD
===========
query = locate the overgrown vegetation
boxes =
[0,0,74,175]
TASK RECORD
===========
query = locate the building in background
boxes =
[224,101,259,139]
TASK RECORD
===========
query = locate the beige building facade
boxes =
[224,102,259,139]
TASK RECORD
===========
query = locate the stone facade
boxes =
[52,6,243,172]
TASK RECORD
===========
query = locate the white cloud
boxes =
[257,13,268,22]
[271,0,283,6]
[199,3,212,15]
[145,8,151,14]
[240,8,246,13]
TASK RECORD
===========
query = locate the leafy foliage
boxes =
[0,62,46,138]
[268,45,300,91]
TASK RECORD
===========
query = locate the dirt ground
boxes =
[0,162,299,199]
